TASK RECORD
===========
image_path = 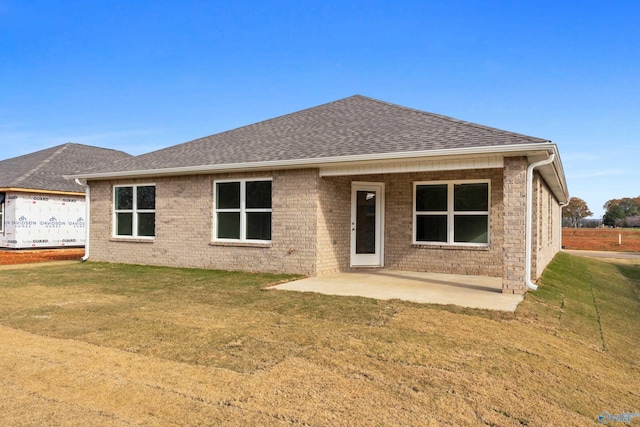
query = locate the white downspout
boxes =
[75,178,90,261]
[525,152,555,291]
[559,200,569,250]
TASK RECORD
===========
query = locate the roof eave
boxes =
[66,142,569,203]
[65,143,557,181]
[0,187,86,196]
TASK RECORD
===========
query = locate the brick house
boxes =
[68,96,569,294]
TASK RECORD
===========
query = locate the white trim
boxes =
[112,183,156,240]
[212,178,273,244]
[65,143,568,205]
[350,182,385,267]
[320,156,503,176]
[65,143,557,180]
[413,179,491,247]
[74,179,90,260]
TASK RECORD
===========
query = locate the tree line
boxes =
[563,196,640,228]
[602,197,640,226]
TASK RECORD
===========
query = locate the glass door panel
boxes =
[350,183,384,267]
[355,191,376,254]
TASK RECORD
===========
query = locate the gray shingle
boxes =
[77,95,550,175]
[0,143,131,192]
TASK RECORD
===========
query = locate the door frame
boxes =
[350,181,385,267]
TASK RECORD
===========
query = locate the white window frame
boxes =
[213,178,273,243]
[0,201,4,234]
[413,179,491,247]
[112,184,156,239]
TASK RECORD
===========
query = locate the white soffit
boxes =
[319,156,504,177]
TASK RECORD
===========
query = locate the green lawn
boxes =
[0,254,638,426]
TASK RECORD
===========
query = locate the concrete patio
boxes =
[272,270,524,312]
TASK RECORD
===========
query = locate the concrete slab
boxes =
[272,270,523,312]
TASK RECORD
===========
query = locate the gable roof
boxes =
[72,95,551,177]
[0,143,131,194]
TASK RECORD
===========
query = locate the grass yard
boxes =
[0,255,638,426]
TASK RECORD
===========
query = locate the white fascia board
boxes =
[64,143,557,181]
[320,156,505,176]
[525,145,570,203]
[0,187,85,196]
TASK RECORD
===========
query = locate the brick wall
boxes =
[502,157,527,294]
[317,168,505,278]
[316,176,351,275]
[383,169,504,277]
[88,169,319,275]
[532,172,562,278]
[531,174,541,278]
[88,157,552,295]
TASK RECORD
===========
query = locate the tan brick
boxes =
[317,169,504,278]
[89,170,318,275]
[89,157,562,294]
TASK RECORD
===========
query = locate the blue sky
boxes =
[1,1,638,217]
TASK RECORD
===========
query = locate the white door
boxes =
[350,182,385,267]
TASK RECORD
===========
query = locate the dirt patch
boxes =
[0,248,85,265]
[562,227,640,252]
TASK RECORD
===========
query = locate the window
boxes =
[113,185,155,238]
[414,180,490,246]
[214,179,272,242]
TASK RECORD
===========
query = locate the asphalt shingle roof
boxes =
[78,95,550,176]
[0,143,131,193]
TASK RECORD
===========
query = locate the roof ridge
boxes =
[216,95,362,133]
[131,96,366,155]
[11,143,71,186]
[356,95,550,143]
[73,148,137,174]
[65,142,131,156]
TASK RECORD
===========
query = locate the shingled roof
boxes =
[74,95,551,177]
[0,143,131,193]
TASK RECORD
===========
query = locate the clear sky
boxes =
[1,1,638,217]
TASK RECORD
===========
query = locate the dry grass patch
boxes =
[0,256,638,426]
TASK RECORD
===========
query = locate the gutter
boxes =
[64,142,568,206]
[525,153,556,291]
[64,142,557,181]
[74,178,90,261]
